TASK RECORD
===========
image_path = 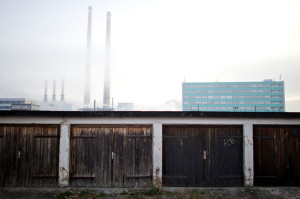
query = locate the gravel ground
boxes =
[0,187,300,199]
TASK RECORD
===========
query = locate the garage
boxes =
[70,125,152,187]
[254,125,300,186]
[163,125,243,187]
[0,124,59,186]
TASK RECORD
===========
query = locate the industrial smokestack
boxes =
[43,80,48,102]
[61,80,65,102]
[52,80,56,102]
[84,6,92,105]
[103,11,111,109]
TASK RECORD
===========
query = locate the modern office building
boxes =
[0,98,40,111]
[182,79,285,112]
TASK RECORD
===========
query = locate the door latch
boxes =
[112,151,115,160]
[203,150,206,160]
[18,150,22,159]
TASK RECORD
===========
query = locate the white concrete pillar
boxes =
[153,121,163,187]
[58,122,70,187]
[243,122,254,186]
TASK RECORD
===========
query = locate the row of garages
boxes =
[0,124,299,187]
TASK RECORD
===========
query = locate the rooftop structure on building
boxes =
[39,101,73,111]
[40,79,73,111]
[0,98,40,111]
[182,79,285,112]
[117,103,134,111]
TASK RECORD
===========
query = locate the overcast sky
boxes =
[0,0,300,111]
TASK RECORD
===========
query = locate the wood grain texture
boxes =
[0,124,59,187]
[163,125,243,187]
[254,125,300,186]
[70,125,152,187]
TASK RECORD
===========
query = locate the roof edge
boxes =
[0,111,300,119]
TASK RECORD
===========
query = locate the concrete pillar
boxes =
[153,121,163,187]
[243,122,254,186]
[58,122,70,187]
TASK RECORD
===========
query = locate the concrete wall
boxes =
[1,115,300,187]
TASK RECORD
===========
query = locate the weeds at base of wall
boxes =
[144,187,161,196]
[56,191,106,199]
[56,187,161,198]
[56,191,75,199]
[121,187,161,197]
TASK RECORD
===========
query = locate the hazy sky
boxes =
[0,0,300,111]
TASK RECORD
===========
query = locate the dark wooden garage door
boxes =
[70,125,152,187]
[163,125,243,187]
[0,124,59,186]
[254,125,300,186]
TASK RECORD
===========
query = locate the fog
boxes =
[0,0,300,111]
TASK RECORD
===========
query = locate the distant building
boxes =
[0,98,40,111]
[78,107,110,111]
[182,79,285,112]
[117,103,134,111]
[39,101,73,111]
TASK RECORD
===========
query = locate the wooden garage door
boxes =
[163,125,243,187]
[254,125,300,186]
[0,125,59,186]
[70,125,152,187]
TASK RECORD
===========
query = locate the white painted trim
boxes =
[243,122,254,186]
[1,117,300,125]
[153,121,163,187]
[58,122,70,187]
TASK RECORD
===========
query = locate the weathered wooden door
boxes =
[0,125,59,186]
[70,125,152,187]
[254,125,300,186]
[70,126,111,187]
[123,127,152,187]
[163,125,243,187]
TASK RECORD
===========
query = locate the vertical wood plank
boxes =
[5,126,19,186]
[112,127,124,187]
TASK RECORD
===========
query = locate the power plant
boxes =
[43,80,66,104]
[84,6,92,105]
[103,11,112,109]
[43,80,48,102]
[52,80,56,102]
[41,79,72,111]
[42,8,117,111]
[61,80,65,102]
[83,8,112,110]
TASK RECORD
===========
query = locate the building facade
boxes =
[0,111,299,187]
[182,79,285,112]
[0,98,40,111]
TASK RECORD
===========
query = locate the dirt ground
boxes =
[0,187,300,199]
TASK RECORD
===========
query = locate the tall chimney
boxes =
[103,11,111,109]
[52,80,56,102]
[84,6,92,105]
[43,80,48,102]
[60,80,65,102]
